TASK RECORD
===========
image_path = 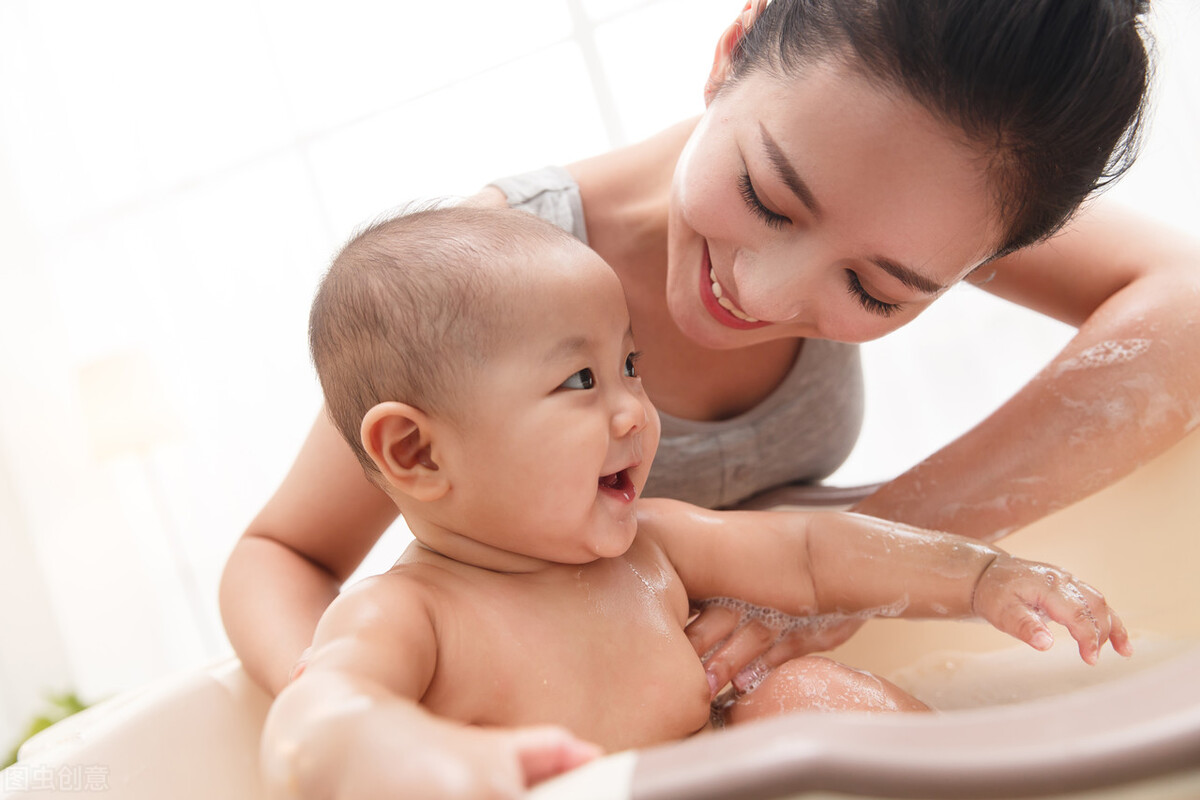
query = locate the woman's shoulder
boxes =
[478,165,590,244]
[571,117,697,209]
[459,185,508,209]
[569,118,700,261]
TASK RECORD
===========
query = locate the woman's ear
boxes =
[360,401,449,502]
[704,0,769,106]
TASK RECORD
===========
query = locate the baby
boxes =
[261,206,1131,799]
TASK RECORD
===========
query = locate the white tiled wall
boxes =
[0,0,1196,747]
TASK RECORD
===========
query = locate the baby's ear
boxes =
[360,402,448,502]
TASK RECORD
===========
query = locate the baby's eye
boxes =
[624,351,642,378]
[560,368,595,390]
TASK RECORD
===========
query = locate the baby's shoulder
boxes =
[322,564,442,635]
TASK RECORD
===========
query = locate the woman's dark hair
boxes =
[728,0,1153,257]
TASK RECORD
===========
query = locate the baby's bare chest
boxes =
[422,555,712,750]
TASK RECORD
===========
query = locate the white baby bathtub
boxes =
[4,429,1199,799]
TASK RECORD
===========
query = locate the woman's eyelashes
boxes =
[738,164,902,319]
[738,171,790,230]
[844,270,902,318]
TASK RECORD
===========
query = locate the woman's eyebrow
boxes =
[758,123,945,296]
[870,256,946,295]
[759,123,823,220]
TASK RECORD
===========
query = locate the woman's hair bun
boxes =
[1112,0,1151,21]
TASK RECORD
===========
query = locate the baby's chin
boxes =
[583,514,640,560]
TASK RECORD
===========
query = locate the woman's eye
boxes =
[844,270,902,318]
[624,351,642,378]
[738,171,790,231]
[560,368,595,390]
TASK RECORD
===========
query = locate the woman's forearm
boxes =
[219,534,341,695]
[853,267,1200,540]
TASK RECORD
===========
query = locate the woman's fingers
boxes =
[689,603,869,697]
[702,618,778,697]
[685,602,743,657]
[757,616,865,669]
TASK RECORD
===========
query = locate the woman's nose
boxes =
[733,245,820,321]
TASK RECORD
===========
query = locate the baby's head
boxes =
[311,205,566,476]
[310,205,659,565]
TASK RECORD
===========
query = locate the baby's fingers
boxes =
[512,725,602,787]
[1034,576,1119,664]
[994,601,1056,653]
[1108,609,1134,658]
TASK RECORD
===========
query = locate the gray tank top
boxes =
[490,166,864,508]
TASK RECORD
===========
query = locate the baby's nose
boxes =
[611,389,648,437]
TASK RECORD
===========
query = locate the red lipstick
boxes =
[699,242,770,331]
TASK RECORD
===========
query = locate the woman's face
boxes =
[667,59,1005,348]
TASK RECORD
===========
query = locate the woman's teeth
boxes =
[710,269,759,323]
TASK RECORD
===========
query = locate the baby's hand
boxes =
[972,555,1133,664]
[490,724,604,794]
[357,722,601,800]
[264,695,601,800]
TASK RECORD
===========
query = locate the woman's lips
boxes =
[699,242,771,331]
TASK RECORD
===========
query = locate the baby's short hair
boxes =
[309,204,579,477]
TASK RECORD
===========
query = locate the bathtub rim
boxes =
[622,642,1200,800]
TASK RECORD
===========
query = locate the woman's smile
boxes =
[699,241,771,331]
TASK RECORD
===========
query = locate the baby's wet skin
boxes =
[407,536,714,752]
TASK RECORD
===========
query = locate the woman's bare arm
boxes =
[854,201,1200,540]
[223,189,513,696]
[219,407,400,695]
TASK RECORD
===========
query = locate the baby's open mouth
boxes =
[599,469,635,500]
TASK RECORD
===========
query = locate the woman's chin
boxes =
[665,282,731,349]
[668,295,774,351]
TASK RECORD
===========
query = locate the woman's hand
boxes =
[686,599,864,698]
[972,555,1134,664]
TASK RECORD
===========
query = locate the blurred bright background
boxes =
[0,0,1197,746]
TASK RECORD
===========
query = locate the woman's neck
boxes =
[567,117,698,277]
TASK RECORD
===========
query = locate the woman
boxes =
[222,0,1199,698]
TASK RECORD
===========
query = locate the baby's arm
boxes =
[643,499,1131,662]
[261,575,599,800]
